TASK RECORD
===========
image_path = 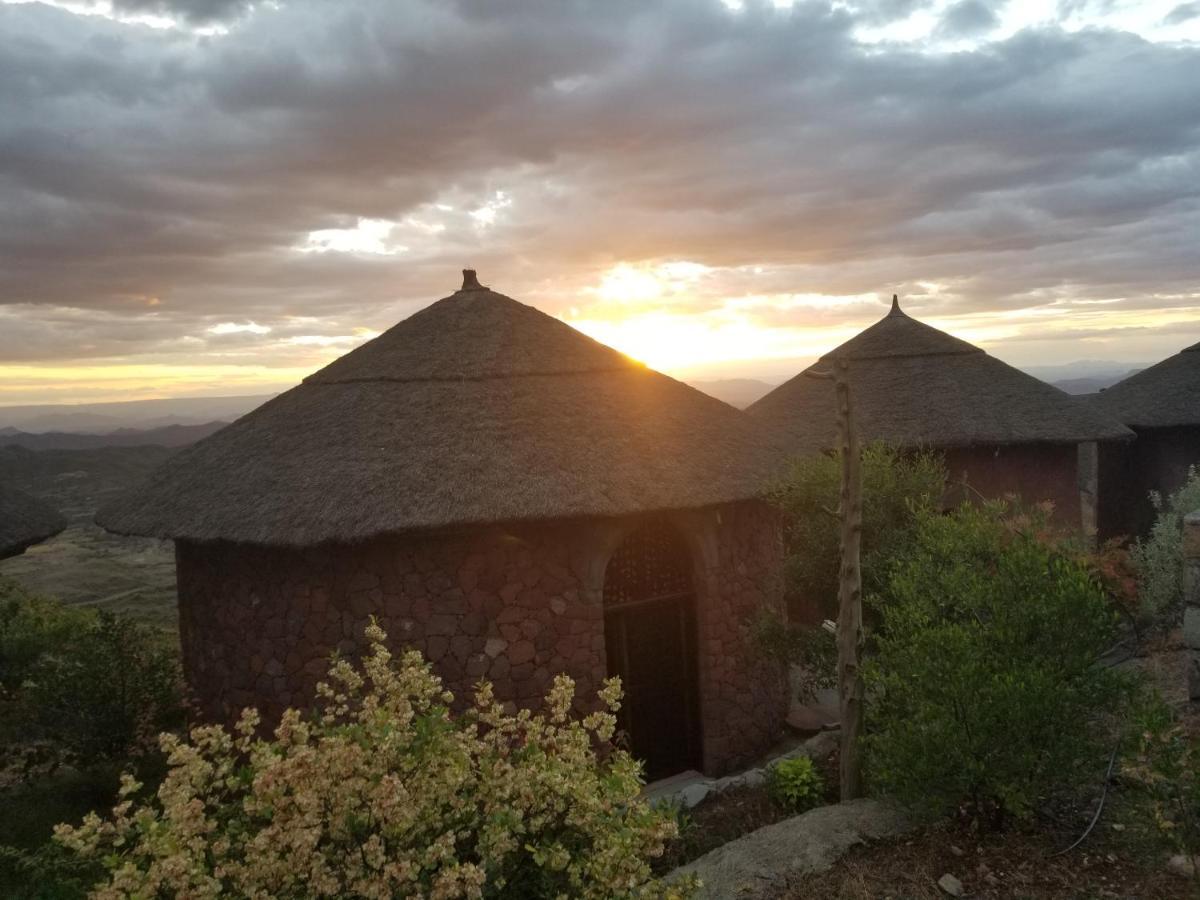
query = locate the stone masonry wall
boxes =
[174,500,787,776]
[681,501,789,773]
[942,442,1083,527]
[1184,511,1200,701]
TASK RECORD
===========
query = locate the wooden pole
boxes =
[803,358,865,800]
[833,358,864,800]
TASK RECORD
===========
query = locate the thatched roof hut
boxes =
[747,296,1133,452]
[98,271,783,546]
[1093,341,1200,429]
[1092,341,1200,537]
[748,297,1133,550]
[96,272,790,778]
[0,484,66,560]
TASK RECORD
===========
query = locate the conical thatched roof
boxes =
[0,484,66,560]
[98,272,786,546]
[747,297,1134,453]
[1092,341,1200,429]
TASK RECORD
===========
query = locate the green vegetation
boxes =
[56,620,690,899]
[1131,465,1200,626]
[864,502,1134,826]
[766,442,946,622]
[765,756,824,814]
[0,579,183,898]
[1126,696,1200,876]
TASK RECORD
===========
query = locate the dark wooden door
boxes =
[603,523,701,780]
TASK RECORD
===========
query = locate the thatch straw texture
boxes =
[0,484,67,560]
[747,298,1134,453]
[1092,341,1200,428]
[97,274,786,546]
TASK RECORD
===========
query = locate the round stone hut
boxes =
[0,483,66,560]
[97,272,789,779]
[747,296,1133,555]
[1093,340,1200,538]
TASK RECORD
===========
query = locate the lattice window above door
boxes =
[603,521,693,610]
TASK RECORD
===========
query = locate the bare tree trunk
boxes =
[834,359,864,801]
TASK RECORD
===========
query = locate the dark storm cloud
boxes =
[937,0,998,36]
[0,0,1198,368]
[110,0,254,24]
[1165,2,1200,25]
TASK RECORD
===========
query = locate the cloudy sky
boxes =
[2,0,1199,404]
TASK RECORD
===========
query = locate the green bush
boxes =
[0,581,183,768]
[864,502,1133,825]
[747,608,836,701]
[1126,695,1200,872]
[765,755,824,813]
[1131,466,1200,625]
[0,580,92,696]
[57,620,692,899]
[767,443,945,622]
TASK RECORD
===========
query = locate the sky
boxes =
[1,0,1199,405]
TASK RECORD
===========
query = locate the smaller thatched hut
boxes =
[98,271,792,779]
[1093,341,1200,538]
[748,296,1133,539]
[0,484,66,560]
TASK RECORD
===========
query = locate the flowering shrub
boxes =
[55,620,691,899]
[765,756,824,813]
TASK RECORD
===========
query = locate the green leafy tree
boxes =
[766,442,946,623]
[864,502,1134,826]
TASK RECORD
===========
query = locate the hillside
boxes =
[0,421,226,451]
[0,444,180,628]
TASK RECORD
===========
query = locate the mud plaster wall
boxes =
[174,500,787,776]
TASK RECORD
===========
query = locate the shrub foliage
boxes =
[0,580,182,770]
[765,755,824,814]
[1131,465,1200,625]
[864,502,1132,824]
[56,621,690,899]
[766,442,945,621]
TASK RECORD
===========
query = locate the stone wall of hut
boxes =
[942,442,1084,527]
[174,500,787,776]
[1099,426,1200,539]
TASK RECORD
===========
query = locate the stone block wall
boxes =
[942,442,1084,527]
[174,499,787,776]
[1184,511,1200,701]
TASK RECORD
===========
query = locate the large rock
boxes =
[1184,606,1200,651]
[668,799,912,899]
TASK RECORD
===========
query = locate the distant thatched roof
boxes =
[747,296,1134,454]
[97,272,786,546]
[1092,341,1200,429]
[0,484,66,560]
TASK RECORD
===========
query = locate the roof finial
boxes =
[888,293,903,317]
[461,269,485,291]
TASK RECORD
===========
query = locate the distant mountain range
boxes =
[0,421,228,451]
[1050,372,1143,395]
[0,361,1148,447]
[687,378,777,408]
[0,394,274,433]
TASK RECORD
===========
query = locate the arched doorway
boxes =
[603,520,702,779]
